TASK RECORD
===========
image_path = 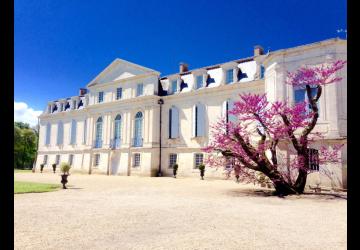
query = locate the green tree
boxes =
[14,122,38,169]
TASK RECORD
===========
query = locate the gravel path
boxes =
[14,173,346,250]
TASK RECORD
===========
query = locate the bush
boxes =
[198,164,205,171]
[173,163,178,177]
[60,162,71,175]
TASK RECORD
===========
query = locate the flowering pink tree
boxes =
[203,60,346,196]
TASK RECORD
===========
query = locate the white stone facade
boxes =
[36,38,347,188]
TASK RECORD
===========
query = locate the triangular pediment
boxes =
[87,58,160,87]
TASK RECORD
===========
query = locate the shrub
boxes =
[173,163,178,177]
[60,162,71,175]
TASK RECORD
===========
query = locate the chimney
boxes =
[254,45,264,57]
[179,62,189,73]
[79,88,87,96]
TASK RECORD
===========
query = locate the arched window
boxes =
[113,114,122,148]
[57,121,64,145]
[193,103,205,137]
[45,123,51,145]
[95,117,103,148]
[169,106,179,138]
[70,119,77,145]
[133,112,143,147]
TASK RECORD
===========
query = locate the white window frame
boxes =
[69,154,74,166]
[116,87,122,100]
[98,92,104,103]
[55,155,60,165]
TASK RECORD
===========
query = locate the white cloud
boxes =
[14,101,43,126]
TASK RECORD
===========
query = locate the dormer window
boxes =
[64,102,70,111]
[136,83,144,96]
[98,92,104,103]
[196,75,203,89]
[171,80,178,94]
[226,69,234,84]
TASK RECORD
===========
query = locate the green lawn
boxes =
[14,181,61,194]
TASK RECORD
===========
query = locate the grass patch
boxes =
[14,181,60,194]
[14,169,32,173]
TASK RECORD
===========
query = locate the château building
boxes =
[35,37,347,188]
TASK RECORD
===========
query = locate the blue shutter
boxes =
[171,107,179,138]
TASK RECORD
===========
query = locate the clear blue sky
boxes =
[15,0,347,111]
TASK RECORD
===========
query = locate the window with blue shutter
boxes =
[116,88,122,100]
[57,121,63,145]
[136,83,144,96]
[45,123,51,145]
[226,69,234,84]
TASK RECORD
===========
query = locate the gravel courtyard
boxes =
[14,173,346,250]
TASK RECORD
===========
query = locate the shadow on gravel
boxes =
[226,188,347,200]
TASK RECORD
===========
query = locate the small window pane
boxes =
[98,92,104,103]
[134,154,141,167]
[116,88,122,100]
[43,155,48,164]
[194,153,203,168]
[94,154,100,166]
[169,154,177,168]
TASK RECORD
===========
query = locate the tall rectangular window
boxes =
[43,155,48,165]
[83,119,87,144]
[116,88,122,100]
[94,154,100,166]
[69,154,74,166]
[171,80,177,93]
[45,123,51,145]
[133,153,141,167]
[169,154,177,168]
[70,119,77,145]
[307,148,320,171]
[136,83,143,97]
[194,153,204,169]
[196,75,203,89]
[226,69,234,84]
[98,92,104,103]
[55,155,60,165]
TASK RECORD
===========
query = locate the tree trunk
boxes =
[262,167,298,196]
